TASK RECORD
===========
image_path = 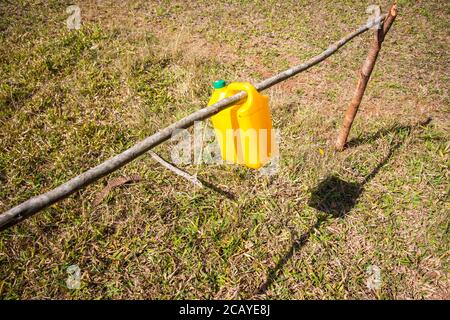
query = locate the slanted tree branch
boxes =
[149,151,203,188]
[335,2,398,151]
[0,14,389,231]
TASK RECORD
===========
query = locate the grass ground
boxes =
[0,0,448,299]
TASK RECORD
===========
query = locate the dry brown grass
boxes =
[0,0,448,299]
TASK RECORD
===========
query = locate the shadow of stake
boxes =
[256,215,327,294]
[255,118,432,295]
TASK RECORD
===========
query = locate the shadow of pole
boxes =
[256,215,327,294]
[255,117,432,295]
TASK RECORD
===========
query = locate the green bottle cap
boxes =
[213,79,226,89]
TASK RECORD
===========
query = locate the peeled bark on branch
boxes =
[149,151,203,188]
[335,3,398,151]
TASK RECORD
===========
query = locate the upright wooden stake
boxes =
[335,2,398,151]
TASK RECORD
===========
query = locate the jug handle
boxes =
[225,82,258,115]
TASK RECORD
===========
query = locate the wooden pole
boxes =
[335,2,398,151]
[0,14,388,231]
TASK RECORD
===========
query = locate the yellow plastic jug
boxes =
[209,80,272,169]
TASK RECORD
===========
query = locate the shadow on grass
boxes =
[308,176,361,218]
[346,117,432,148]
[198,178,237,201]
[256,118,432,295]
